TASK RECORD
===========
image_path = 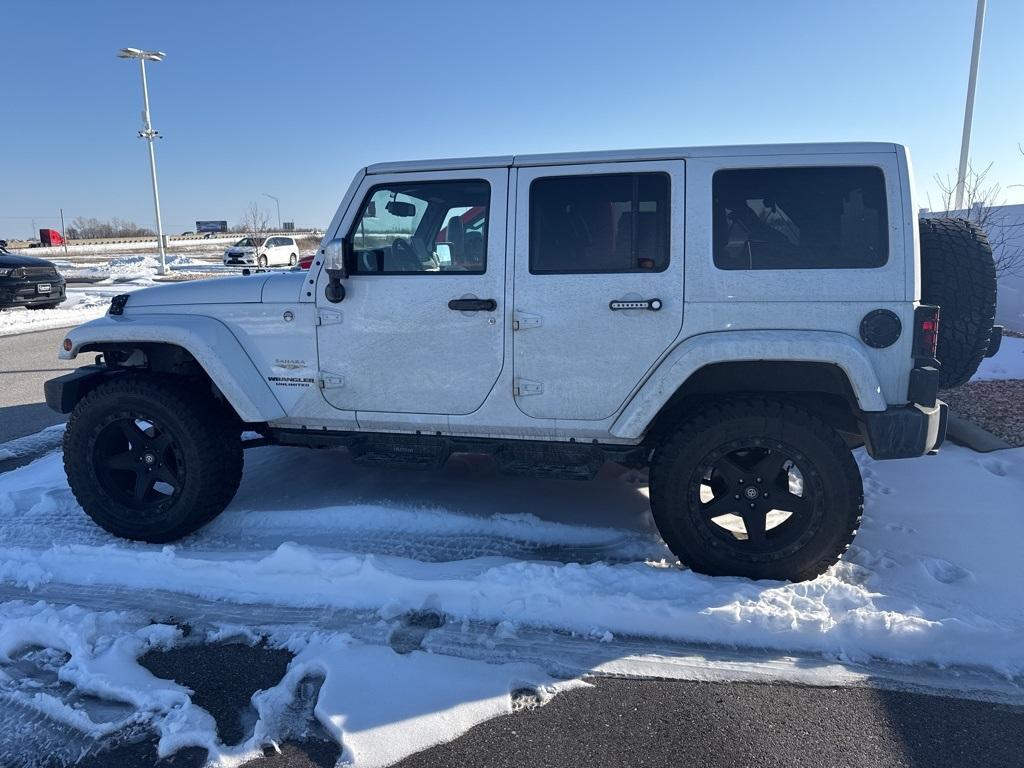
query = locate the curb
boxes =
[945,413,1014,453]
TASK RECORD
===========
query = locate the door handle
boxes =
[448,298,497,312]
[609,298,662,311]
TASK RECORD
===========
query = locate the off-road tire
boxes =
[649,399,863,582]
[64,374,243,542]
[918,217,997,388]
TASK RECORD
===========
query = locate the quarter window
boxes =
[349,180,489,274]
[713,166,889,270]
[529,173,670,274]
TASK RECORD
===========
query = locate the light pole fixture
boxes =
[955,0,986,212]
[118,47,169,275]
[262,193,281,229]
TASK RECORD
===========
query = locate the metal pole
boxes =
[59,207,68,258]
[263,193,281,229]
[139,58,168,274]
[955,0,986,212]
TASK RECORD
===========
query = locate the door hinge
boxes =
[513,378,543,397]
[512,312,542,331]
[317,310,343,326]
[318,372,346,389]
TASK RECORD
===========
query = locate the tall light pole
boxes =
[118,47,169,275]
[955,0,986,212]
[262,193,281,229]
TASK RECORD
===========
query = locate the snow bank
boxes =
[972,335,1024,380]
[1,444,1022,677]
[0,292,112,337]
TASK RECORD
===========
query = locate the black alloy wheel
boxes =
[649,399,863,581]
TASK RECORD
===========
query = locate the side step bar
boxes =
[267,428,648,480]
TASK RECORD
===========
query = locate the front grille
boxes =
[23,266,57,278]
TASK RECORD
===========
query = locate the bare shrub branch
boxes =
[929,162,1024,278]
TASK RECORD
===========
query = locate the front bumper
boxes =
[224,253,257,265]
[0,278,66,308]
[44,365,110,413]
[860,400,948,460]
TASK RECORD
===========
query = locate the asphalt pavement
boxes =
[66,639,1024,768]
[394,676,1024,768]
[0,326,79,443]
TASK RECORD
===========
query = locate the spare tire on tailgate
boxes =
[918,217,997,388]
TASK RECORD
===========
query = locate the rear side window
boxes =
[529,172,670,274]
[713,166,888,270]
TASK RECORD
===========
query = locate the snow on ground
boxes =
[0,602,580,768]
[973,335,1024,380]
[0,250,296,337]
[0,429,1022,764]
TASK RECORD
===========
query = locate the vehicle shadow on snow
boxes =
[207,444,668,564]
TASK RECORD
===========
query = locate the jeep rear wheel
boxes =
[918,217,997,388]
[649,399,863,582]
[64,375,243,542]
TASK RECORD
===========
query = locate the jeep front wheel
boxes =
[64,375,243,542]
[649,399,863,582]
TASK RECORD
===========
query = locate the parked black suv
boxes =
[0,245,66,310]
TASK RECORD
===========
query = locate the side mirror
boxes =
[322,237,349,303]
[435,242,452,266]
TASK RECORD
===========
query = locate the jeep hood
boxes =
[127,274,273,307]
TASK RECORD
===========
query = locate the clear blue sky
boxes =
[2,0,1023,237]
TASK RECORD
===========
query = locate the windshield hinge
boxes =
[513,378,543,397]
[317,310,343,326]
[512,312,542,331]
[318,372,346,389]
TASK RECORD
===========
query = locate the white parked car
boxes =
[223,235,299,268]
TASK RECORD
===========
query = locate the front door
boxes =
[316,169,507,415]
[512,161,685,420]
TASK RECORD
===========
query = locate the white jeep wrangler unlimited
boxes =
[46,143,1001,582]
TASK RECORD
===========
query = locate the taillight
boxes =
[913,305,940,361]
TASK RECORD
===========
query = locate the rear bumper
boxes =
[860,400,948,460]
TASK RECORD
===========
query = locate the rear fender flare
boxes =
[611,330,887,439]
[59,314,286,423]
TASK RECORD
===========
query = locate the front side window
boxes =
[349,180,490,274]
[713,166,889,270]
[529,172,670,274]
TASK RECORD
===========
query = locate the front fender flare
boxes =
[59,314,286,423]
[611,330,887,439]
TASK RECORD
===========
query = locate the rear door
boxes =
[316,168,507,415]
[512,161,685,420]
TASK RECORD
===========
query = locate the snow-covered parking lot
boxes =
[0,425,1022,765]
